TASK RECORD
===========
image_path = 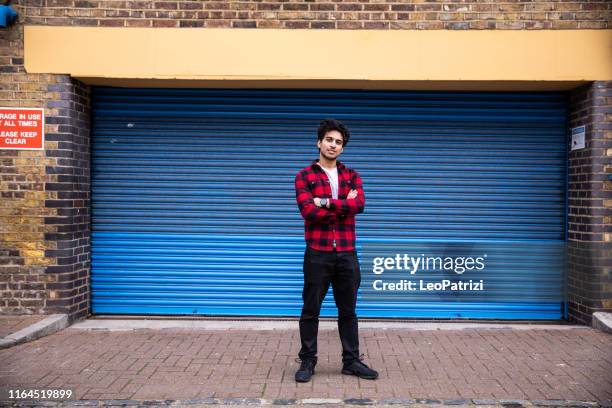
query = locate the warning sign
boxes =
[0,107,45,150]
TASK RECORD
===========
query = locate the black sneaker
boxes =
[342,359,378,380]
[295,359,316,382]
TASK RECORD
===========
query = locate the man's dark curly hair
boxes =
[317,119,350,147]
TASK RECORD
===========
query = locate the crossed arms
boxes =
[295,172,365,223]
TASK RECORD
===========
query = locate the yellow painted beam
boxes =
[25,27,612,87]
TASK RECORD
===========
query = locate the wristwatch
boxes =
[320,198,328,208]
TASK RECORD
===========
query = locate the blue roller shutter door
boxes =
[91,88,567,319]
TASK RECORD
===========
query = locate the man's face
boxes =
[317,130,344,161]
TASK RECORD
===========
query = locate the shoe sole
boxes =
[341,369,378,380]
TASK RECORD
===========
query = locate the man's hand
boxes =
[316,191,357,207]
[314,197,330,208]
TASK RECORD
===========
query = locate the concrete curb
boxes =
[592,312,612,334]
[69,319,589,332]
[0,314,69,349]
[0,397,608,407]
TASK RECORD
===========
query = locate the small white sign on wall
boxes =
[570,125,585,151]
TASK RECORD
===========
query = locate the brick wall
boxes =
[0,142,51,314]
[1,18,53,315]
[0,10,91,319]
[567,81,612,325]
[0,75,91,319]
[43,78,91,320]
[16,0,611,30]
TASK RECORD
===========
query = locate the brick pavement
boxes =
[0,327,610,403]
[0,316,46,338]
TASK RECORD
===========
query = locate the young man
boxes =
[293,119,378,383]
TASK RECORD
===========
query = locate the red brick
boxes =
[284,21,309,29]
[99,19,125,27]
[152,19,177,27]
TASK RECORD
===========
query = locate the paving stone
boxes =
[101,400,140,406]
[301,398,344,404]
[59,401,99,406]
[499,400,528,408]
[378,398,417,405]
[416,399,442,404]
[180,398,217,405]
[565,402,599,408]
[221,398,259,405]
[343,398,375,405]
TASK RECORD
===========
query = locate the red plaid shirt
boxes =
[295,160,365,252]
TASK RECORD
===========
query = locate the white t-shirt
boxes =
[318,163,339,199]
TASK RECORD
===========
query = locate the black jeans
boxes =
[298,246,361,365]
